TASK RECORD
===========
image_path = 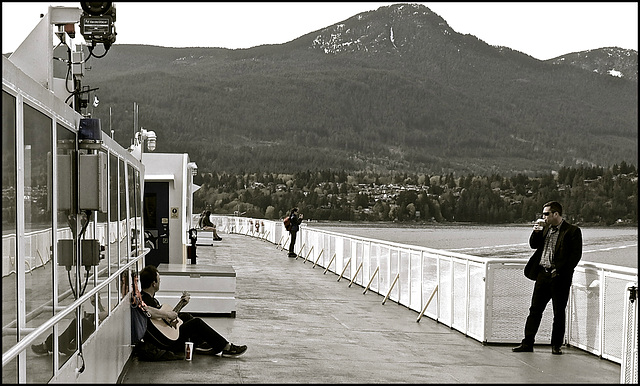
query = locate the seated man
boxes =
[139,265,246,357]
[198,210,222,241]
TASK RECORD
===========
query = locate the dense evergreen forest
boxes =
[194,163,638,226]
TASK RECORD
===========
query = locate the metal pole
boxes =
[323,253,336,274]
[349,262,363,288]
[295,243,305,260]
[383,273,400,305]
[338,258,352,281]
[312,249,325,268]
[303,246,314,263]
[281,235,290,251]
[417,285,439,323]
[363,267,379,294]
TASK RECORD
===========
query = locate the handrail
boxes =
[2,254,145,367]
[305,226,489,263]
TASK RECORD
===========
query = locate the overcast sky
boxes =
[2,2,638,60]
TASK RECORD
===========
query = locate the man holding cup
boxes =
[513,201,583,355]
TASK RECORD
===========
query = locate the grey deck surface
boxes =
[118,233,620,383]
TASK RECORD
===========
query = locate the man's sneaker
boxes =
[222,343,247,357]
[31,342,51,355]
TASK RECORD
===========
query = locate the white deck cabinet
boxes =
[156,263,236,316]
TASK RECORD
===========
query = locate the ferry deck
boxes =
[2,4,636,383]
[119,232,620,384]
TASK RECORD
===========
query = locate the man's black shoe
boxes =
[222,343,247,357]
[31,342,50,355]
[512,343,533,352]
[551,345,563,355]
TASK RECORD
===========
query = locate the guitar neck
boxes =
[173,293,189,313]
[173,300,187,313]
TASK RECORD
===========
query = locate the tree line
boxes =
[193,163,638,226]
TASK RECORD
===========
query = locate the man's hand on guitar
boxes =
[181,291,190,305]
[162,310,179,327]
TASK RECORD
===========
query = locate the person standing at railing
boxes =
[287,207,304,258]
[513,201,583,355]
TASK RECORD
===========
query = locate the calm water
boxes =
[307,222,638,269]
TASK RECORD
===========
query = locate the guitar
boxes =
[148,291,190,343]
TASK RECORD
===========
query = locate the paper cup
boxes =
[185,342,194,360]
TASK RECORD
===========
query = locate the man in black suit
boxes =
[513,201,582,355]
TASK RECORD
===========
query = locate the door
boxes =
[143,182,170,267]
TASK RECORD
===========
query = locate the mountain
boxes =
[548,47,637,82]
[83,3,638,176]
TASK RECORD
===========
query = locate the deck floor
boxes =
[118,233,621,384]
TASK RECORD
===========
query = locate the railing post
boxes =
[417,285,438,323]
[303,246,314,263]
[295,243,306,260]
[349,262,363,288]
[363,266,379,294]
[337,258,352,281]
[312,249,325,268]
[323,253,336,274]
[279,235,289,251]
[382,273,400,305]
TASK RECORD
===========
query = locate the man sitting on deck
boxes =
[139,265,246,357]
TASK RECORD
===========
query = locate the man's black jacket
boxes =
[524,221,582,281]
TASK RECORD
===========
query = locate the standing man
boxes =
[513,201,582,355]
[287,207,303,257]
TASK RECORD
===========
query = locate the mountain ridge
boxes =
[83,3,638,176]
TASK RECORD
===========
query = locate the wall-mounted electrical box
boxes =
[57,239,101,269]
[79,152,108,211]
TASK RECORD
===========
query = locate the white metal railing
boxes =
[1,254,144,368]
[210,215,637,372]
[620,284,638,384]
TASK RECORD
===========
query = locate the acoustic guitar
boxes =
[148,291,190,343]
